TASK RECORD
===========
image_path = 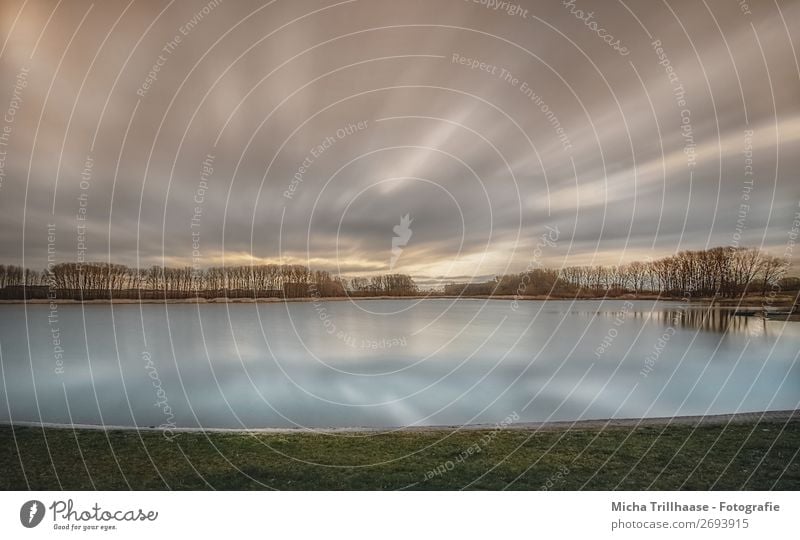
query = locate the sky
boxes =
[0,0,798,286]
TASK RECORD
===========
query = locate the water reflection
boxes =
[0,300,797,428]
[573,303,772,335]
[650,308,769,335]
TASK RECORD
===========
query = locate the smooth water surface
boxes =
[1,299,798,428]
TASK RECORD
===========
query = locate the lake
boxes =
[0,299,798,429]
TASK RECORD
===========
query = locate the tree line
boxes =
[0,263,419,300]
[444,246,796,298]
[1,246,795,301]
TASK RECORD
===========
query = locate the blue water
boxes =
[0,299,798,428]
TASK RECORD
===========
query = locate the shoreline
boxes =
[4,409,797,434]
[5,411,799,489]
[0,294,794,306]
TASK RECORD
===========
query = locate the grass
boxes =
[2,420,799,490]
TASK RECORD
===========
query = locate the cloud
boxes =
[0,0,798,278]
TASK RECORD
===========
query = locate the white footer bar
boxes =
[1,491,794,539]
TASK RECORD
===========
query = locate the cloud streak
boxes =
[0,0,798,284]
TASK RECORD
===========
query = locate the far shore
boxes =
[1,293,796,307]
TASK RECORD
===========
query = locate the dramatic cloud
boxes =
[1,0,798,285]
